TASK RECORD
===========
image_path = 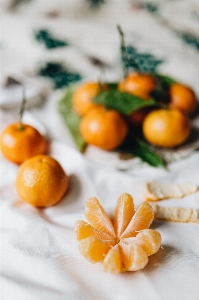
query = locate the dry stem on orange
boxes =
[74,193,161,273]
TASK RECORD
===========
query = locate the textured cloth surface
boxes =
[1,1,199,300]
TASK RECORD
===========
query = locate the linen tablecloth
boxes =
[1,1,199,299]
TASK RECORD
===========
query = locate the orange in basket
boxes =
[169,83,197,115]
[74,193,161,273]
[72,82,104,116]
[16,155,69,207]
[79,106,128,151]
[118,72,155,99]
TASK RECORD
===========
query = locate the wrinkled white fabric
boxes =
[1,1,199,300]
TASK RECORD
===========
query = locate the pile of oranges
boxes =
[72,72,197,150]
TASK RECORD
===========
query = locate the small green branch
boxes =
[19,87,26,130]
[117,24,128,78]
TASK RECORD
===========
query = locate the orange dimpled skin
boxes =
[118,72,155,99]
[80,106,128,151]
[74,193,162,273]
[72,82,103,116]
[16,155,69,207]
[143,108,190,148]
[169,83,197,115]
[0,123,47,164]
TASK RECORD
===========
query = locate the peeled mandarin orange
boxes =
[143,108,190,148]
[118,72,155,99]
[169,83,197,115]
[16,155,69,207]
[72,82,104,116]
[79,106,128,151]
[74,193,162,273]
[0,123,47,164]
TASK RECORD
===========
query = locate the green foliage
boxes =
[123,46,164,73]
[121,135,166,168]
[140,2,159,14]
[178,32,199,51]
[38,62,82,89]
[93,90,156,115]
[58,85,86,152]
[35,29,68,49]
[86,0,106,8]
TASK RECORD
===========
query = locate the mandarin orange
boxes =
[79,106,128,151]
[142,108,190,148]
[118,72,155,99]
[169,83,197,115]
[16,155,69,207]
[72,82,105,116]
[0,122,47,164]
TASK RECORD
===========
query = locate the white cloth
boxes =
[1,138,199,300]
[1,1,199,299]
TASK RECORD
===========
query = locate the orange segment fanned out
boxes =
[119,242,148,271]
[121,201,154,239]
[134,229,162,255]
[121,229,161,256]
[85,197,115,238]
[103,245,122,273]
[78,236,114,263]
[74,220,114,241]
[114,193,134,238]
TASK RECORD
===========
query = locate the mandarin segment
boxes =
[85,197,115,237]
[119,242,148,271]
[121,201,154,239]
[78,236,114,263]
[122,229,161,256]
[103,245,122,273]
[114,193,134,237]
[74,220,114,241]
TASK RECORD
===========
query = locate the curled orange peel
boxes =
[74,193,162,273]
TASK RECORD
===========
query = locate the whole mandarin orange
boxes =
[142,108,190,148]
[80,106,128,151]
[118,72,155,99]
[72,82,106,117]
[16,155,69,207]
[0,123,47,164]
[169,83,197,115]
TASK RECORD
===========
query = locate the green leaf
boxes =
[58,85,86,152]
[93,90,156,115]
[121,135,166,168]
[155,74,176,86]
